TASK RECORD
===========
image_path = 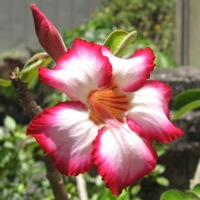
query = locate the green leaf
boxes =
[104,30,137,57]
[0,78,11,87]
[173,100,200,120]
[156,176,169,187]
[151,164,165,177]
[193,184,200,197]
[161,189,199,200]
[186,191,200,199]
[3,115,16,132]
[131,184,141,195]
[155,52,169,68]
[173,89,200,111]
[19,52,52,87]
[4,141,14,149]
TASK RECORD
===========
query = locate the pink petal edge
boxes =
[55,38,112,87]
[102,47,155,92]
[39,39,113,103]
[92,122,157,196]
[27,101,99,176]
[127,80,184,143]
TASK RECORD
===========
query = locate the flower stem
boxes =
[10,71,69,200]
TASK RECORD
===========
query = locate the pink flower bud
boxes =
[30,4,67,61]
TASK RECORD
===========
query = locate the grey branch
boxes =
[76,174,88,200]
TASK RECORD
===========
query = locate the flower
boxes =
[30,4,67,61]
[27,5,183,196]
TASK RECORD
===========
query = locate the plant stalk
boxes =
[10,71,69,200]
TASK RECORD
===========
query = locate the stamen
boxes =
[88,84,130,125]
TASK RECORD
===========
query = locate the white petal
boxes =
[102,47,155,92]
[126,80,183,143]
[92,120,157,196]
[27,101,99,175]
[39,39,112,104]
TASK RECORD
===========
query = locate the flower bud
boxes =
[30,4,67,61]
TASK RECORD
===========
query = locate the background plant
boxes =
[62,0,177,67]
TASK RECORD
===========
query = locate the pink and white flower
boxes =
[27,5,183,196]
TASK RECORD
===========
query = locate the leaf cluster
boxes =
[161,184,200,200]
[0,116,54,200]
[62,0,177,68]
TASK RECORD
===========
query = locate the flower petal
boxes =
[126,80,184,143]
[92,121,157,196]
[102,47,155,92]
[27,101,99,176]
[30,4,66,61]
[39,39,112,103]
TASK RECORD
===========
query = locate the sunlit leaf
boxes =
[161,189,199,200]
[4,141,14,149]
[156,176,169,187]
[155,51,169,68]
[173,89,200,111]
[186,191,200,199]
[19,52,52,87]
[104,30,137,57]
[193,184,200,197]
[4,115,16,132]
[0,78,11,87]
[131,184,141,195]
[173,100,200,120]
[151,164,165,177]
[0,128,4,140]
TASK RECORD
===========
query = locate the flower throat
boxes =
[88,84,130,125]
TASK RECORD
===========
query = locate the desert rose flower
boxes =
[27,5,183,196]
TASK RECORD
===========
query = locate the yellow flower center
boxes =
[88,83,130,125]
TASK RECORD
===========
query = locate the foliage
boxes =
[161,184,200,200]
[104,30,137,57]
[0,115,54,200]
[173,89,200,120]
[101,0,176,51]
[62,0,177,68]
[0,53,52,125]
[0,53,52,88]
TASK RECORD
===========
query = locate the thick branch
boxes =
[10,72,69,200]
